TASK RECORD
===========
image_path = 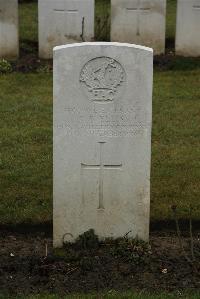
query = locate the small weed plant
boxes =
[0,59,12,74]
[61,229,151,266]
[108,235,152,265]
[171,205,200,273]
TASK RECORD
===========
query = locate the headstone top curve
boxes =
[53,42,153,53]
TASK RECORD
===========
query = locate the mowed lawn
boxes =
[0,0,200,224]
[1,292,199,299]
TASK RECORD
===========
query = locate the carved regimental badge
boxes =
[80,57,126,102]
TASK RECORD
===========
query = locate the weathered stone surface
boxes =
[111,0,166,55]
[38,0,94,59]
[0,0,19,59]
[176,0,200,57]
[53,42,153,248]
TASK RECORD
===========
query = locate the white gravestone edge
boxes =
[53,42,153,53]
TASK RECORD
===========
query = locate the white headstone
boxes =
[0,0,19,59]
[53,42,153,248]
[38,0,94,59]
[176,0,200,57]
[111,0,166,55]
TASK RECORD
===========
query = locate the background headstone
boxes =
[38,0,94,59]
[53,42,153,248]
[176,0,200,57]
[111,0,166,55]
[0,0,19,59]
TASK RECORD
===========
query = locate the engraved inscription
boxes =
[81,142,122,209]
[80,57,126,102]
[56,104,150,137]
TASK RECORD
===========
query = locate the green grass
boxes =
[19,1,38,43]
[152,67,200,221]
[0,65,200,224]
[95,0,110,41]
[1,292,200,299]
[0,73,52,224]
[0,0,199,224]
[166,0,177,46]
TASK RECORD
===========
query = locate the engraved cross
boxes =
[126,0,151,36]
[81,142,122,209]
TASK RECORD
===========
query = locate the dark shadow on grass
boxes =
[154,55,200,71]
[19,0,37,3]
[150,219,200,235]
[0,221,52,237]
[0,220,199,237]
[166,37,175,53]
[10,39,53,73]
[20,39,38,56]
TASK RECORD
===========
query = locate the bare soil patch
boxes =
[0,230,199,296]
